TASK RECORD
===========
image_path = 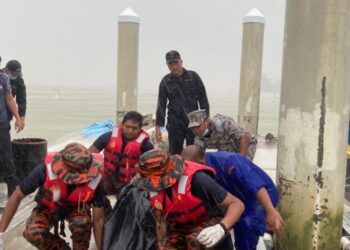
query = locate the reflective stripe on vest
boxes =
[112,126,119,137]
[177,175,188,194]
[88,174,102,189]
[136,133,146,143]
[149,191,158,198]
[47,163,57,180]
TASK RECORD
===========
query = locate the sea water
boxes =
[10,84,280,148]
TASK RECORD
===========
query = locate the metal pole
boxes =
[116,7,139,123]
[276,1,350,248]
[237,8,265,135]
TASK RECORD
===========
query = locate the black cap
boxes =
[6,60,22,78]
[165,50,181,63]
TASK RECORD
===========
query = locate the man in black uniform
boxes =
[5,60,26,127]
[0,62,24,197]
[155,50,210,154]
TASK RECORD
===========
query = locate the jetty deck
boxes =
[1,136,348,249]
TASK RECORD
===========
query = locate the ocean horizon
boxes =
[10,84,280,148]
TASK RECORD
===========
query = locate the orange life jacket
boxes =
[35,153,102,212]
[103,125,149,193]
[150,161,215,224]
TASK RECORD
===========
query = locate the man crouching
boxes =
[0,143,105,250]
[133,148,245,249]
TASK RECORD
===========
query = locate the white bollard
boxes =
[238,8,265,135]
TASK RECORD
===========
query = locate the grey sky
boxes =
[0,0,285,91]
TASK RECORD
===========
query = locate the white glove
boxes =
[0,232,5,250]
[197,223,226,248]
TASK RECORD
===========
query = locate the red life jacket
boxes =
[35,153,103,212]
[44,151,56,164]
[149,161,215,225]
[103,126,149,192]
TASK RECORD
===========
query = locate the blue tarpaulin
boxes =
[81,119,114,138]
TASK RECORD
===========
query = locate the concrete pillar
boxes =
[116,7,139,123]
[237,8,265,135]
[276,1,350,249]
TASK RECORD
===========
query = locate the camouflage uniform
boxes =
[23,205,92,250]
[195,114,257,160]
[21,143,105,250]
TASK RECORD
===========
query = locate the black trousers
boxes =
[0,126,18,196]
[167,126,194,155]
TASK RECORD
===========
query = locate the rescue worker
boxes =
[89,111,154,203]
[0,143,105,250]
[133,149,245,249]
[182,145,285,250]
[6,60,26,127]
[155,50,210,155]
[187,109,257,160]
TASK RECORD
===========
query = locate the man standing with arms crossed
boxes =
[155,50,210,154]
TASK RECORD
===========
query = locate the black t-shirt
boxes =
[7,77,26,120]
[191,171,227,203]
[20,163,106,207]
[190,171,228,215]
[92,131,154,153]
